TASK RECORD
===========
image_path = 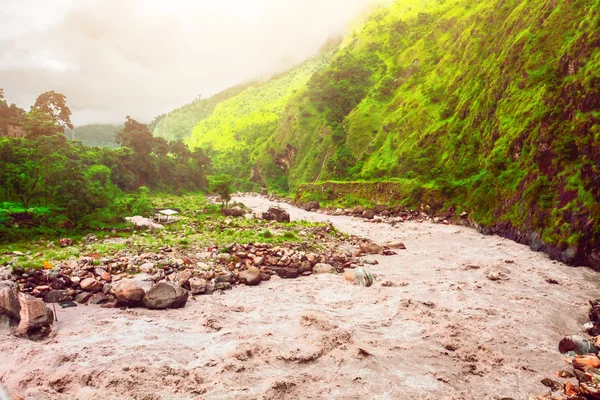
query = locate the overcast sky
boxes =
[0,0,378,126]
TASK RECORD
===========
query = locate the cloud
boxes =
[0,0,379,126]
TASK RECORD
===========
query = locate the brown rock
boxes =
[359,242,383,255]
[313,263,336,274]
[574,354,600,371]
[16,293,54,339]
[114,280,145,307]
[80,278,102,292]
[387,242,407,250]
[189,277,207,295]
[238,267,262,286]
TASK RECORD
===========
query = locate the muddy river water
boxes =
[1,195,598,399]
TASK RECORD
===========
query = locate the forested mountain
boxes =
[163,0,599,267]
[65,124,121,148]
[150,84,252,142]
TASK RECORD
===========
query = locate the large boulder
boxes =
[0,281,21,328]
[16,293,54,339]
[313,263,336,274]
[125,216,164,231]
[262,207,291,223]
[238,267,262,286]
[114,280,145,307]
[80,278,102,292]
[143,282,189,310]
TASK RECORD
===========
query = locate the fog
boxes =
[0,0,380,126]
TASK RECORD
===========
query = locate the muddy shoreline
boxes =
[1,195,598,399]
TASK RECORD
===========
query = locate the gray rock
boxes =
[0,281,20,328]
[143,282,188,309]
[75,292,93,304]
[559,335,598,355]
[89,293,108,305]
[44,290,70,303]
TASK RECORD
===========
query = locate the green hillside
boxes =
[150,84,252,142]
[185,51,335,186]
[66,124,121,147]
[165,0,599,267]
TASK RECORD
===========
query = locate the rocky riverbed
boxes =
[1,195,599,399]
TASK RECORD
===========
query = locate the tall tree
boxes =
[21,107,62,139]
[34,91,73,131]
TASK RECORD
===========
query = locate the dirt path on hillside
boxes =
[1,195,598,400]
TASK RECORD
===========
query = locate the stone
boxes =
[215,272,234,284]
[267,266,299,279]
[189,277,207,295]
[89,293,108,305]
[12,251,25,256]
[262,207,291,223]
[303,201,320,211]
[140,262,155,273]
[75,292,93,304]
[43,290,70,303]
[238,267,261,286]
[573,354,600,371]
[253,256,265,266]
[387,242,407,250]
[559,335,599,355]
[59,238,72,247]
[0,281,20,327]
[125,216,164,231]
[176,269,193,287]
[143,282,189,309]
[222,206,245,217]
[359,242,383,254]
[313,263,336,274]
[114,280,145,307]
[299,261,312,274]
[214,282,232,291]
[16,293,54,339]
[80,278,102,292]
[362,210,375,220]
[344,267,374,287]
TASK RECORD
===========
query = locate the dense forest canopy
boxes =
[0,91,209,241]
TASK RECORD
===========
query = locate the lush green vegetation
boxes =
[0,92,209,242]
[174,0,599,265]
[150,84,251,141]
[0,192,328,269]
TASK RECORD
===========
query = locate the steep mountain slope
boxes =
[164,0,599,267]
[267,0,599,267]
[185,51,335,185]
[151,84,251,142]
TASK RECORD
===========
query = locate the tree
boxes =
[168,140,191,160]
[34,91,73,131]
[115,116,153,155]
[211,174,233,206]
[22,107,62,139]
[152,137,169,158]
